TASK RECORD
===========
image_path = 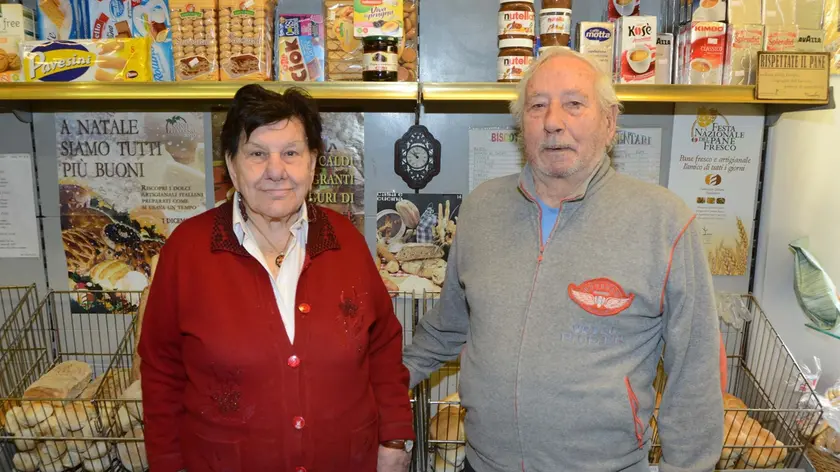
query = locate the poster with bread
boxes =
[56,112,206,310]
[376,192,461,294]
[210,111,365,234]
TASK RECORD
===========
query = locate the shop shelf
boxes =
[421,82,832,105]
[0,81,420,102]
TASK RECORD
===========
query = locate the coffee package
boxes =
[607,0,640,22]
[796,28,825,51]
[722,24,763,85]
[656,33,673,84]
[687,0,726,21]
[728,0,762,23]
[614,15,656,84]
[685,21,725,85]
[764,25,798,51]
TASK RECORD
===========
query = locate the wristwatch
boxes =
[381,439,414,453]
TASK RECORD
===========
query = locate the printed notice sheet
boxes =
[468,127,524,191]
[612,128,663,185]
[0,154,40,258]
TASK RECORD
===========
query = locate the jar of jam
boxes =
[540,0,572,47]
[362,36,399,82]
[498,38,534,82]
[498,0,535,41]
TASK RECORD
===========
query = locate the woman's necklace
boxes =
[247,219,288,268]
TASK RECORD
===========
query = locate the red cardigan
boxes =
[138,201,414,472]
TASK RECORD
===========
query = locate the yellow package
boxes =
[22,38,152,82]
[0,35,23,82]
[826,0,840,74]
[326,0,363,80]
[171,0,220,81]
[218,0,275,80]
[353,0,402,38]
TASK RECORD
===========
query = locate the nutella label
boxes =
[498,10,535,37]
[497,55,533,81]
[363,51,398,72]
[540,8,571,36]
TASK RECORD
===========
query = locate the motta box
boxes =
[577,21,615,77]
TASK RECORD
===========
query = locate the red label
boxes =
[92,13,109,39]
[568,277,635,316]
[690,36,725,67]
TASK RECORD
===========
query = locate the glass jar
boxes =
[363,36,399,82]
[540,0,572,47]
[498,37,534,82]
[498,0,535,41]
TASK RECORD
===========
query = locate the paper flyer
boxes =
[612,128,663,185]
[210,111,365,234]
[56,112,206,307]
[667,104,763,276]
[468,127,524,192]
[0,154,40,258]
[376,192,461,294]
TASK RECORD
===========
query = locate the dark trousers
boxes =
[463,459,476,472]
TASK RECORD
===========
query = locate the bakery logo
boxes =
[615,129,650,145]
[705,174,722,185]
[694,23,725,33]
[568,277,634,317]
[656,36,672,46]
[27,41,96,81]
[165,115,196,137]
[627,23,652,37]
[690,107,745,152]
[798,35,823,44]
[584,27,612,41]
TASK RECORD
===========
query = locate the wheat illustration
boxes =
[707,217,750,276]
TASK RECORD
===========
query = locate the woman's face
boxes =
[226,118,316,222]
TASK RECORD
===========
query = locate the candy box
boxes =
[274,13,325,81]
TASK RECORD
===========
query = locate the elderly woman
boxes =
[138,84,414,472]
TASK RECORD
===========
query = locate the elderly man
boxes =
[403,48,724,471]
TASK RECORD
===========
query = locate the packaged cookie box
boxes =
[36,0,89,40]
[171,0,219,80]
[21,37,153,82]
[131,0,176,81]
[399,0,417,81]
[274,14,325,81]
[89,0,131,39]
[0,35,24,82]
[219,0,275,81]
[325,0,361,80]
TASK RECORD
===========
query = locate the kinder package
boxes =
[89,0,132,38]
[37,0,89,40]
[274,13,325,81]
[130,0,175,81]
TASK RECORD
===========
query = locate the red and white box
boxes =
[614,15,656,84]
[685,21,726,85]
[764,25,798,52]
[722,24,763,85]
[607,0,640,22]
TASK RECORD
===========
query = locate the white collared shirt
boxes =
[232,191,308,344]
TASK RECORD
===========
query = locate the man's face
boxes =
[521,55,618,180]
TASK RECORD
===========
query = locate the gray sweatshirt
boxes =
[403,156,723,472]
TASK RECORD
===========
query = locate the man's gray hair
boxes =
[509,47,623,130]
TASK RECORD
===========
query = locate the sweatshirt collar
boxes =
[517,154,614,205]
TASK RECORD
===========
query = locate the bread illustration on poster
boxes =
[376,192,461,294]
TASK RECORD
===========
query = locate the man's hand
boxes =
[377,445,410,472]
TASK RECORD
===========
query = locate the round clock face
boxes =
[406,146,430,169]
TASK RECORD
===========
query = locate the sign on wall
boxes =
[667,104,763,277]
[56,112,206,296]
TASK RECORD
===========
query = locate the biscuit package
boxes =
[89,0,132,39]
[22,37,152,82]
[171,0,219,80]
[0,35,24,82]
[131,0,176,81]
[274,14,325,81]
[353,0,403,38]
[398,0,417,81]
[219,0,275,81]
[37,0,89,40]
[326,0,362,80]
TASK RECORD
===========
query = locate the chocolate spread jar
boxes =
[498,37,534,82]
[540,0,572,47]
[498,0,535,41]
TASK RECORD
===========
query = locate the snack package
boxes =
[89,0,132,38]
[827,0,840,74]
[353,0,403,38]
[37,0,89,40]
[0,35,24,82]
[22,37,152,82]
[274,14,325,81]
[131,0,175,81]
[219,0,275,81]
[0,4,37,38]
[326,0,362,80]
[398,0,417,81]
[171,0,219,81]
[722,24,763,85]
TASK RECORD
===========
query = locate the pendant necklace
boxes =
[248,219,288,268]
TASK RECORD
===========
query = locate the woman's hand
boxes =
[377,445,410,472]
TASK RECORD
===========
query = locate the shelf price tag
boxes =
[755,51,831,102]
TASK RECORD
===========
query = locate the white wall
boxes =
[754,76,840,392]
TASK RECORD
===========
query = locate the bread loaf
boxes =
[12,451,40,472]
[121,380,143,420]
[429,405,466,446]
[400,258,446,277]
[741,425,787,467]
[118,426,148,472]
[395,243,444,262]
[24,360,92,400]
[437,445,466,467]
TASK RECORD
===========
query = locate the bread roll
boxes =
[5,406,26,434]
[24,360,92,400]
[737,417,788,467]
[36,415,65,437]
[37,439,67,463]
[723,392,747,410]
[121,380,143,420]
[62,450,83,469]
[12,451,40,472]
[83,450,116,472]
[118,426,147,472]
[395,243,444,262]
[13,426,38,451]
[437,444,466,467]
[40,455,66,472]
[66,422,93,453]
[21,402,53,426]
[117,405,139,434]
[57,401,95,432]
[81,441,110,460]
[429,405,466,447]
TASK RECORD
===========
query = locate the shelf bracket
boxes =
[0,102,33,124]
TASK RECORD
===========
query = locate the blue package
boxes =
[129,0,175,81]
[274,13,325,81]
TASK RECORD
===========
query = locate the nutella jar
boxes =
[541,0,572,47]
[498,38,534,82]
[499,0,535,40]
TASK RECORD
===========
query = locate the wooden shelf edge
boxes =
[0,81,420,101]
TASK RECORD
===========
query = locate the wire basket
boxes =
[0,284,40,376]
[0,290,142,472]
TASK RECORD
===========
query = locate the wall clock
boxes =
[394,125,441,191]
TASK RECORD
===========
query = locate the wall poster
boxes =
[56,112,206,309]
[211,111,365,234]
[468,127,524,192]
[667,104,763,276]
[0,154,40,258]
[611,127,662,185]
[376,192,461,295]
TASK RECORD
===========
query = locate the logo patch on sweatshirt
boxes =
[568,278,634,316]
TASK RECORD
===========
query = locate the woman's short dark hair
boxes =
[221,84,324,160]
